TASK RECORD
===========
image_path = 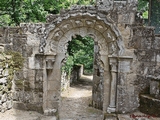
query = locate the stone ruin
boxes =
[0,0,160,118]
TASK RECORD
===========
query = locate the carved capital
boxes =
[45,55,56,69]
[109,56,118,72]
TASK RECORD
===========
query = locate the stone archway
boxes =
[43,6,125,115]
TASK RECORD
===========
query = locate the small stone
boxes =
[6,100,13,109]
[1,102,7,112]
[44,109,57,116]
[2,102,7,108]
[1,108,5,113]
[0,77,7,84]
[1,93,7,102]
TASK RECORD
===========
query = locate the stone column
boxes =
[43,54,57,116]
[107,56,117,113]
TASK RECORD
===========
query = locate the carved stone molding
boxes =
[47,17,124,56]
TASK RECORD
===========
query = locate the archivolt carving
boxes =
[49,41,58,53]
[85,20,95,27]
[58,42,68,53]
[46,8,125,56]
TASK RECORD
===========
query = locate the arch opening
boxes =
[44,14,125,115]
[59,35,96,119]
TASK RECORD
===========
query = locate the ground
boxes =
[59,75,103,120]
[0,75,160,120]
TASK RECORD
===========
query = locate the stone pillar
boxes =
[100,54,110,112]
[43,54,58,116]
[107,57,117,113]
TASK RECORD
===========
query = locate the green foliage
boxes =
[61,56,74,75]
[0,0,95,26]
[43,0,70,14]
[0,0,47,26]
[138,0,149,19]
[63,35,94,75]
[0,0,149,26]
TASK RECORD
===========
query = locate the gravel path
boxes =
[59,75,103,120]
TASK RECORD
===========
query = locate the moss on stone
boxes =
[7,82,12,90]
[0,51,24,94]
[15,79,23,85]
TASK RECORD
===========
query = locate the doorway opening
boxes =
[61,35,94,91]
[59,35,103,119]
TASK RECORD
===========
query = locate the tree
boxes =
[63,35,94,75]
[0,0,95,26]
[138,0,149,19]
[0,0,47,26]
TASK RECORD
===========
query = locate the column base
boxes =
[107,106,116,113]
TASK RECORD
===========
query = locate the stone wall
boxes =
[61,65,83,92]
[0,55,12,113]
[113,25,160,113]
[61,71,70,92]
[0,0,160,117]
[0,27,44,113]
[70,65,83,84]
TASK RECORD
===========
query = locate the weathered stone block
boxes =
[33,92,43,103]
[28,57,35,69]
[14,79,23,90]
[150,80,160,95]
[13,101,27,110]
[26,103,43,113]
[35,70,43,82]
[35,55,44,69]
[139,94,160,117]
[44,109,57,116]
[6,100,13,109]
[24,81,31,91]
[1,93,7,103]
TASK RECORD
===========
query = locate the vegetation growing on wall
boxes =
[0,51,24,89]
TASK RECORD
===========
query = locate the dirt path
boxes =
[59,75,103,120]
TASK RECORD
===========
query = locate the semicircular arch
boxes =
[46,13,125,57]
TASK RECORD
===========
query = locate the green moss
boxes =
[7,82,12,90]
[0,51,24,91]
[4,51,24,69]
[15,79,23,86]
